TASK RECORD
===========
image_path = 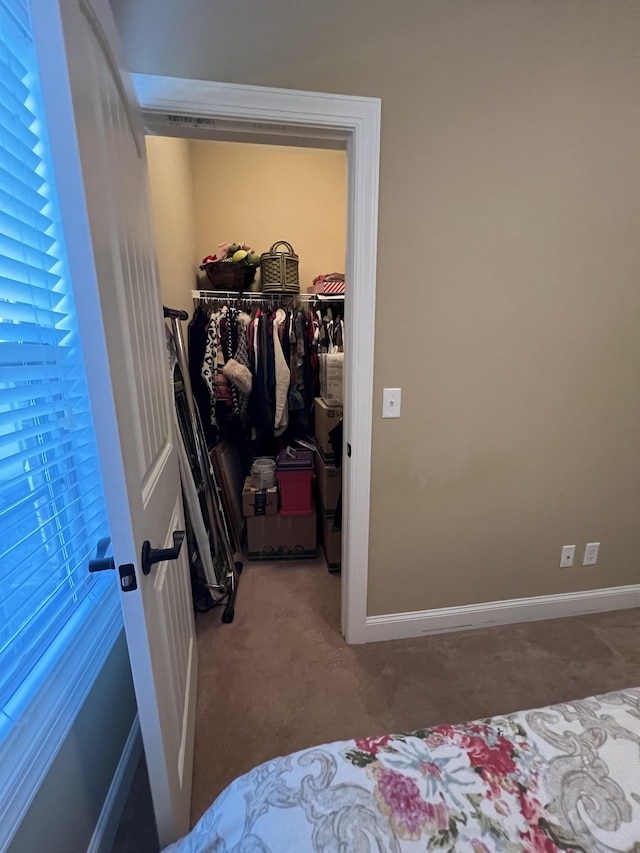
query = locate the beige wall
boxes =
[146,135,197,318]
[189,140,346,291]
[116,0,640,616]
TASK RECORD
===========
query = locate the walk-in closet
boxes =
[147,136,348,626]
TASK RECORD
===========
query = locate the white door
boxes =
[29,0,197,845]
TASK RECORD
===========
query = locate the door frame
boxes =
[133,75,380,644]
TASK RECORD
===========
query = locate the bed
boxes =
[166,687,640,852]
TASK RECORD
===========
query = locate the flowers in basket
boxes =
[200,243,262,291]
[201,243,261,268]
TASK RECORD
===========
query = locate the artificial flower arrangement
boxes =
[201,242,261,267]
[200,243,261,291]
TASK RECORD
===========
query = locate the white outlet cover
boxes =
[560,545,575,568]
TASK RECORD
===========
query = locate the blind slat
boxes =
[0,210,55,255]
[0,455,98,525]
[0,231,58,273]
[0,78,36,132]
[0,114,40,170]
[0,278,63,312]
[0,361,79,384]
[1,498,106,583]
[0,186,54,234]
[0,144,44,195]
[0,379,82,406]
[0,426,92,479]
[0,300,67,328]
[0,253,61,290]
[0,395,82,428]
[0,163,47,212]
[0,569,109,704]
[0,341,69,361]
[0,322,67,345]
[0,435,96,498]
[0,103,38,150]
[1,526,107,658]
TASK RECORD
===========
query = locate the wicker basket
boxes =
[260,241,299,294]
[200,260,256,292]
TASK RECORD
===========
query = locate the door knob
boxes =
[141,530,185,576]
[89,536,116,572]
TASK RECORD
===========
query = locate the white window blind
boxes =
[0,1,115,720]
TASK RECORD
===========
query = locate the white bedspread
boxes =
[165,687,640,852]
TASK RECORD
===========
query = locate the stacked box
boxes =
[320,353,343,406]
[315,454,341,513]
[246,512,317,560]
[314,397,343,463]
[315,452,342,571]
[242,477,278,517]
[276,449,314,515]
[321,512,341,570]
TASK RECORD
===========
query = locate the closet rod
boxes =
[191,289,344,302]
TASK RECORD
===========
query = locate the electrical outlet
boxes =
[560,545,575,568]
[583,542,600,566]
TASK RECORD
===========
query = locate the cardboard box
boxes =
[322,511,341,570]
[242,477,278,517]
[315,455,342,513]
[320,353,343,406]
[314,397,342,462]
[247,511,317,560]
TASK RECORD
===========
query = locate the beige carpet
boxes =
[191,556,640,826]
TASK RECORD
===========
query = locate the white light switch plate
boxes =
[583,542,600,566]
[382,387,401,418]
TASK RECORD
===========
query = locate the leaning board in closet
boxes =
[210,442,245,554]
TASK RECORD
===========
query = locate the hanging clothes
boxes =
[188,306,216,446]
[273,308,290,435]
[201,311,218,429]
[190,296,342,449]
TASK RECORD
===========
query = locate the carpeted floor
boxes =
[190,556,640,826]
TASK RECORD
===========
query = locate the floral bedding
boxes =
[166,687,640,852]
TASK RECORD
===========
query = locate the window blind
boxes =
[0,1,114,715]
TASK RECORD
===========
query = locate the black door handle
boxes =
[89,536,116,572]
[141,530,185,576]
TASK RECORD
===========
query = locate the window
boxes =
[0,2,120,841]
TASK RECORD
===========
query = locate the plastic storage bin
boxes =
[276,448,314,515]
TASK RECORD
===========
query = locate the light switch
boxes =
[382,387,401,419]
[583,542,600,566]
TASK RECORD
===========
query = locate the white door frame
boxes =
[133,75,380,644]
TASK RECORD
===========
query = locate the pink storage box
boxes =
[308,273,345,295]
[276,449,314,516]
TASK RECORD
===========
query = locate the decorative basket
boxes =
[200,260,256,292]
[260,241,299,294]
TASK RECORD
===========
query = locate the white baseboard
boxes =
[87,714,143,853]
[365,584,640,643]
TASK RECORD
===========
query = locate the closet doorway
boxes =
[136,77,380,645]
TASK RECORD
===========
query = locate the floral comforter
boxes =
[166,687,640,852]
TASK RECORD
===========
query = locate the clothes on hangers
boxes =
[273,309,289,435]
[188,306,217,446]
[190,297,321,446]
[190,294,344,448]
